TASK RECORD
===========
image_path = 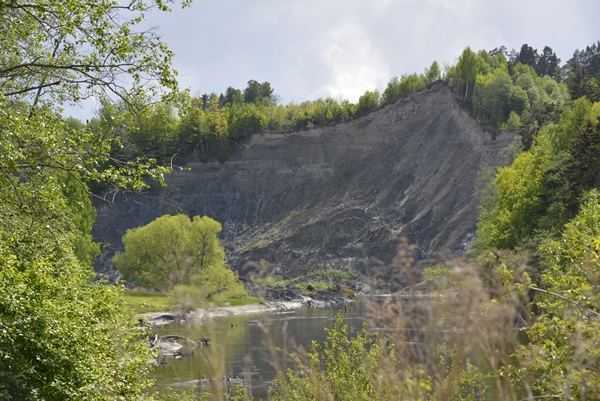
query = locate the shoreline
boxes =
[141,300,305,326]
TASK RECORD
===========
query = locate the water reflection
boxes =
[149,300,370,398]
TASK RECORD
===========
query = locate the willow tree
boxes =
[0,0,190,399]
[114,214,247,298]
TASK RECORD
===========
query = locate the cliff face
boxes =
[94,82,514,289]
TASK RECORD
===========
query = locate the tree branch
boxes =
[529,286,600,317]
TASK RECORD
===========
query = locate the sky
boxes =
[64,0,600,120]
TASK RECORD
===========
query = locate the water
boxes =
[149,300,373,398]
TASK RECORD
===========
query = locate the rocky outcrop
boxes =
[93,81,514,289]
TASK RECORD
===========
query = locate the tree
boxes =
[244,79,261,103]
[114,214,246,297]
[244,79,276,105]
[515,44,539,70]
[456,47,481,102]
[511,190,600,398]
[568,41,600,76]
[0,0,188,108]
[425,60,441,84]
[259,81,276,105]
[473,66,515,127]
[474,99,600,252]
[355,90,381,117]
[223,86,243,106]
[0,0,190,399]
[537,46,561,78]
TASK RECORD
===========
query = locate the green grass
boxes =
[123,290,176,313]
[123,290,263,313]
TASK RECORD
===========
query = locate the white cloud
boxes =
[316,21,390,101]
[61,0,600,120]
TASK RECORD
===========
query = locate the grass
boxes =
[123,289,176,313]
[123,289,263,314]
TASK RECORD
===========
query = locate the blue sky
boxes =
[64,0,600,120]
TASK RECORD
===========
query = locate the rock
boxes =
[156,342,183,357]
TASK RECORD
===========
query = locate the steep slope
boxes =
[94,81,514,289]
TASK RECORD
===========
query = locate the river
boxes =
[149,299,375,399]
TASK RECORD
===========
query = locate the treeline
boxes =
[86,41,600,165]
[87,61,442,164]
[468,45,600,400]
[472,95,600,398]
[447,46,568,147]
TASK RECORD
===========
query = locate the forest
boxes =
[87,42,599,166]
[1,0,600,399]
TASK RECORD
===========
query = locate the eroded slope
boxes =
[94,82,513,288]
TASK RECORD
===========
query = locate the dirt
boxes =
[93,81,514,290]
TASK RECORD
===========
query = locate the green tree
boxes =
[539,98,600,229]
[244,79,261,103]
[511,190,600,399]
[537,46,561,78]
[515,44,539,70]
[228,102,269,140]
[425,60,441,84]
[223,86,243,106]
[473,66,516,127]
[455,47,481,102]
[474,98,600,251]
[0,0,187,106]
[114,214,246,298]
[0,0,189,399]
[132,100,179,162]
[355,89,380,117]
[382,73,428,104]
[0,217,153,400]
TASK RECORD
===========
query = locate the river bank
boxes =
[141,288,356,327]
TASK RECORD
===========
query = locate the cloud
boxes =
[316,21,390,101]
[62,0,600,122]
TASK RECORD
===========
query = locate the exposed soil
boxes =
[93,82,515,291]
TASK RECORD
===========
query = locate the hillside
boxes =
[93,81,514,289]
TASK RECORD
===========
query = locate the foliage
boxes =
[270,313,487,401]
[511,44,561,79]
[355,90,381,117]
[500,190,600,399]
[0,0,191,398]
[474,150,545,251]
[472,65,520,128]
[474,98,600,252]
[452,47,482,102]
[422,264,462,292]
[0,0,186,106]
[567,41,600,102]
[442,45,569,132]
[0,202,155,400]
[114,214,247,299]
[473,77,600,397]
[84,43,589,167]
[91,58,451,165]
[123,289,176,313]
